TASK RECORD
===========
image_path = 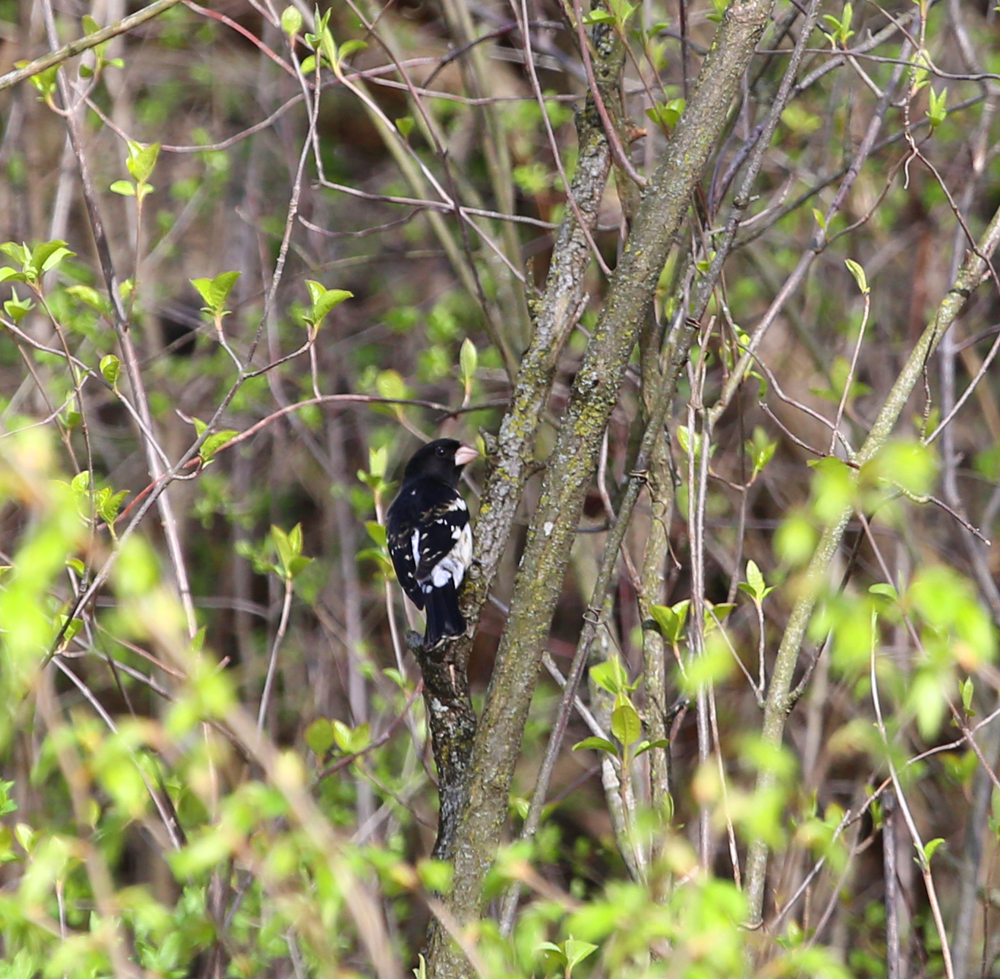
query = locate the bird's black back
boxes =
[386,476,465,609]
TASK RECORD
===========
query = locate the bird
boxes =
[386,438,478,648]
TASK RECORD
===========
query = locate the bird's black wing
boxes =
[386,477,469,607]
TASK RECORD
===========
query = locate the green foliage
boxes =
[270,523,313,579]
[280,5,303,38]
[0,240,76,286]
[111,140,160,202]
[645,98,686,134]
[738,559,773,604]
[191,270,240,321]
[821,3,855,48]
[0,3,994,976]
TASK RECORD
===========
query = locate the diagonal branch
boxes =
[743,198,1000,924]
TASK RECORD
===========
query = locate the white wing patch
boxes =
[424,522,473,590]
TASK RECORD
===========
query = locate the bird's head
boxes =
[403,438,478,485]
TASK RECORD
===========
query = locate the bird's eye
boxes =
[436,446,446,456]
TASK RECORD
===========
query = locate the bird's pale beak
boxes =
[454,444,479,466]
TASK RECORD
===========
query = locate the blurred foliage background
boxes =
[2,0,1000,976]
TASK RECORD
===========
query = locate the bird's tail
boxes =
[423,581,466,648]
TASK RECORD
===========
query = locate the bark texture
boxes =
[427,1,776,974]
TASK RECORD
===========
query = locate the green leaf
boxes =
[0,242,27,265]
[304,280,351,329]
[71,470,91,495]
[563,937,598,973]
[459,337,477,387]
[611,695,642,748]
[33,240,75,273]
[3,288,34,323]
[927,87,948,129]
[844,259,869,295]
[190,277,213,307]
[199,430,237,464]
[869,582,899,601]
[645,98,686,132]
[126,140,160,185]
[66,284,109,313]
[650,600,690,644]
[634,738,670,758]
[110,180,136,196]
[572,736,618,755]
[922,837,945,864]
[961,677,975,714]
[705,602,735,632]
[589,655,631,695]
[305,718,335,755]
[676,424,691,455]
[209,270,240,310]
[100,354,120,388]
[416,858,452,894]
[97,488,128,524]
[331,719,351,754]
[338,39,367,62]
[55,615,83,647]
[27,64,58,100]
[376,370,409,416]
[281,5,303,36]
[271,523,309,579]
[365,521,387,548]
[192,271,241,318]
[368,445,388,479]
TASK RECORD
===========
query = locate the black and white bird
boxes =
[386,438,478,648]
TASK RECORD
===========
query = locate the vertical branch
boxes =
[429,3,777,966]
[414,16,626,869]
[884,789,900,979]
[38,0,198,637]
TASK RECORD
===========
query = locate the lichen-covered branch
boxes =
[426,1,776,974]
[419,21,625,865]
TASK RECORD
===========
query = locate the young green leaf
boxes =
[927,87,948,129]
[650,600,690,644]
[365,521,387,548]
[572,736,618,755]
[33,240,75,274]
[961,677,975,714]
[611,695,642,748]
[100,354,121,389]
[459,338,477,388]
[563,938,598,973]
[3,288,34,323]
[305,718,335,755]
[921,837,945,865]
[281,5,303,37]
[192,271,241,319]
[198,430,238,465]
[126,140,160,186]
[844,259,869,295]
[589,655,632,695]
[304,280,351,330]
